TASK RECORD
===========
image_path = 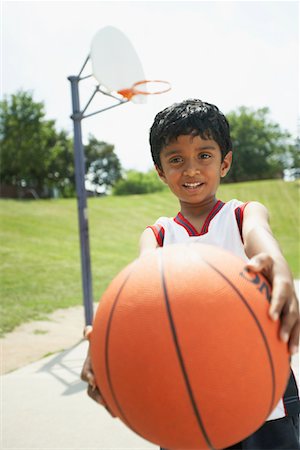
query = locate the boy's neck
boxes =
[179,196,219,221]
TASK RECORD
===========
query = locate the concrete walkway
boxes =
[1,339,157,450]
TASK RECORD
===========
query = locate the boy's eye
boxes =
[198,153,211,160]
[169,156,183,164]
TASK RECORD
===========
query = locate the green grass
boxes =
[0,179,299,335]
[218,179,300,274]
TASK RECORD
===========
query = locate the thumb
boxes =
[83,325,93,341]
[246,253,273,273]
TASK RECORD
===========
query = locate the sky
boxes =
[1,0,299,172]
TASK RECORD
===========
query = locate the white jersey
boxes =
[148,199,287,421]
[148,199,248,261]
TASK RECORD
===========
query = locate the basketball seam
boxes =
[204,259,276,418]
[104,262,140,434]
[158,250,215,450]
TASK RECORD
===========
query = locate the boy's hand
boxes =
[246,253,299,356]
[80,326,116,417]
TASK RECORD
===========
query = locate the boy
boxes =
[82,99,299,449]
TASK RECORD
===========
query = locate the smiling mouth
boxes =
[183,182,203,189]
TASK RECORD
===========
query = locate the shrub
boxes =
[113,169,165,195]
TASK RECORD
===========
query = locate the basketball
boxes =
[90,243,290,450]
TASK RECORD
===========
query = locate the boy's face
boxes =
[156,134,232,206]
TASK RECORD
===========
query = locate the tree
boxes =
[47,130,76,197]
[0,90,78,197]
[84,135,122,194]
[288,137,300,169]
[0,91,58,195]
[225,107,291,182]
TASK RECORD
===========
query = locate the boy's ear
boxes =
[155,164,167,183]
[220,151,232,178]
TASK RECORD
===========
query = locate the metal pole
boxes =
[68,75,94,325]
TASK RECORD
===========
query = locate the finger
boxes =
[246,253,273,273]
[80,366,90,383]
[87,385,105,404]
[80,357,96,387]
[288,321,300,355]
[269,281,293,321]
[86,372,97,389]
[278,300,300,349]
[87,386,116,417]
[81,365,97,388]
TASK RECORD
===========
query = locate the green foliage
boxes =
[0,91,76,197]
[0,91,123,198]
[0,180,299,335]
[47,130,76,197]
[84,135,122,193]
[0,91,56,194]
[113,169,165,195]
[226,107,292,182]
[287,137,300,169]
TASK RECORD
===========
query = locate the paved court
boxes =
[1,339,157,450]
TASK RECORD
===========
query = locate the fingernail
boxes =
[270,312,279,321]
[291,345,299,355]
[280,331,289,343]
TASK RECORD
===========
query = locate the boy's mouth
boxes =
[183,182,203,189]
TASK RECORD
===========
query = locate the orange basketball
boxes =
[90,243,290,450]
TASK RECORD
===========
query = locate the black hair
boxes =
[149,99,232,169]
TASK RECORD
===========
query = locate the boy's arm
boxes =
[242,201,299,355]
[139,227,159,255]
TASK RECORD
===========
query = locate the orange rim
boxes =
[118,80,171,100]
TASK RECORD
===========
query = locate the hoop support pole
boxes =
[68,75,94,326]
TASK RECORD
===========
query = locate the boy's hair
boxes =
[149,99,232,169]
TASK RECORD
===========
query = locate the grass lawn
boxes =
[0,179,299,335]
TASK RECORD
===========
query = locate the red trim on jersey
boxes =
[234,202,250,243]
[174,213,199,236]
[174,200,225,236]
[147,224,165,247]
[201,200,225,234]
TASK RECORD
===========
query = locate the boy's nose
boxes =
[183,163,200,177]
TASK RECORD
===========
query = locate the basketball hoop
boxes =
[118,80,171,100]
[69,26,172,326]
